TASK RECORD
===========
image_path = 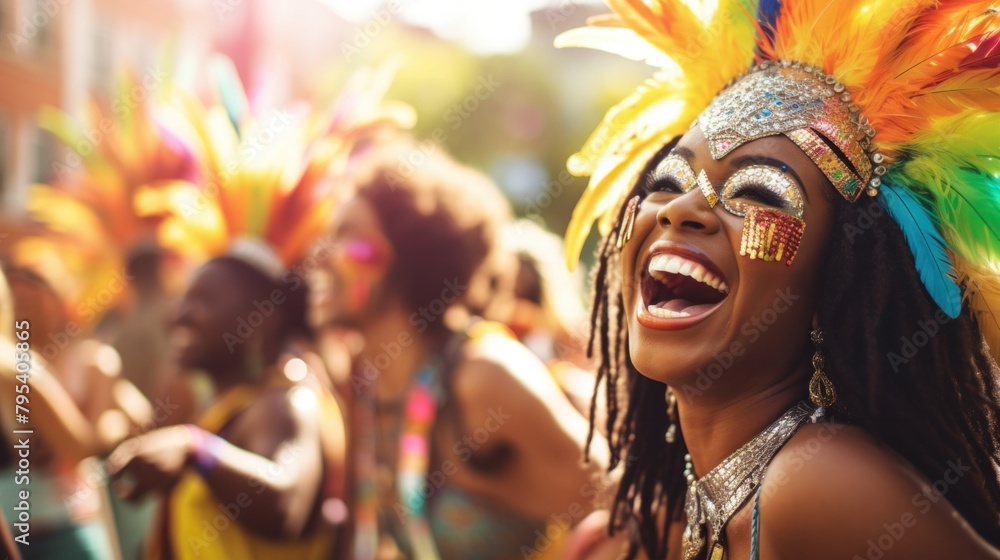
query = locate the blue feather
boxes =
[757,0,782,42]
[211,58,248,140]
[878,183,962,318]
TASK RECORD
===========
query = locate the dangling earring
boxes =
[808,329,837,420]
[616,196,640,250]
[665,386,678,443]
[246,333,266,381]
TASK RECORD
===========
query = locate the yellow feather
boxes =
[957,260,1000,367]
[560,0,758,267]
[554,27,676,67]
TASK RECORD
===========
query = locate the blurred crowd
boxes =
[0,55,607,560]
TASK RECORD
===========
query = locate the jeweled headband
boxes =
[698,61,885,202]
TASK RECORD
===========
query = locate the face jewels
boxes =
[657,155,805,221]
[697,170,718,208]
[697,63,882,202]
[739,206,806,266]
[655,154,698,192]
[720,165,805,219]
[649,154,807,264]
[617,195,641,250]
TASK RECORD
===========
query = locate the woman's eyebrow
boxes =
[729,154,809,201]
[649,146,696,178]
[670,146,696,161]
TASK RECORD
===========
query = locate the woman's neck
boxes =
[677,364,809,477]
[209,362,271,394]
[358,308,449,404]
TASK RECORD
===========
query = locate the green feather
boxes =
[934,167,1000,267]
[896,112,1000,268]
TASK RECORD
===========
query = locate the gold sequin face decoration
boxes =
[697,171,718,208]
[739,206,806,266]
[651,154,804,220]
[720,165,805,219]
[653,154,698,193]
[616,195,640,250]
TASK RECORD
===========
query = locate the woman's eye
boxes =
[729,184,785,207]
[642,154,696,195]
[720,165,805,218]
[642,175,684,194]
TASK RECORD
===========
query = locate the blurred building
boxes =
[0,0,646,253]
[0,0,207,212]
[0,0,350,215]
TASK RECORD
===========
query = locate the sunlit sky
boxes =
[320,0,607,55]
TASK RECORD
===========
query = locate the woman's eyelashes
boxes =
[638,156,805,219]
[721,165,805,219]
[642,175,682,194]
[728,183,784,206]
[642,154,697,195]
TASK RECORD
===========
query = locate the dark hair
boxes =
[213,256,313,342]
[2,265,70,356]
[585,142,1000,558]
[351,136,511,327]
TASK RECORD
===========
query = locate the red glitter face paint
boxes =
[739,206,806,266]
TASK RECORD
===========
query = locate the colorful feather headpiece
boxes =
[135,58,416,281]
[6,68,198,322]
[558,0,1000,361]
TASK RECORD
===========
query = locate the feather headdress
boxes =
[559,0,1000,361]
[6,68,197,322]
[134,57,416,280]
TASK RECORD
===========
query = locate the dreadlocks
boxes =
[584,141,1000,559]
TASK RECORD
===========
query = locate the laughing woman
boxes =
[558,1,1000,559]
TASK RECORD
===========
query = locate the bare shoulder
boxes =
[448,326,597,462]
[228,385,321,456]
[451,326,564,408]
[759,422,1000,560]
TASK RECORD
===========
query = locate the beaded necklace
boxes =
[681,401,814,560]
[353,362,446,560]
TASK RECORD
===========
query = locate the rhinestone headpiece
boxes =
[699,61,887,202]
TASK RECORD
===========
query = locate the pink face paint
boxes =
[332,237,393,311]
[339,240,383,266]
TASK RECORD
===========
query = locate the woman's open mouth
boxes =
[637,243,730,330]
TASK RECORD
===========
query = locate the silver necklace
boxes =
[681,401,814,560]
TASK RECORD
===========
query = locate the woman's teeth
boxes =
[648,254,729,294]
[646,305,692,319]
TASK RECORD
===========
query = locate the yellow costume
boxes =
[151,376,344,560]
